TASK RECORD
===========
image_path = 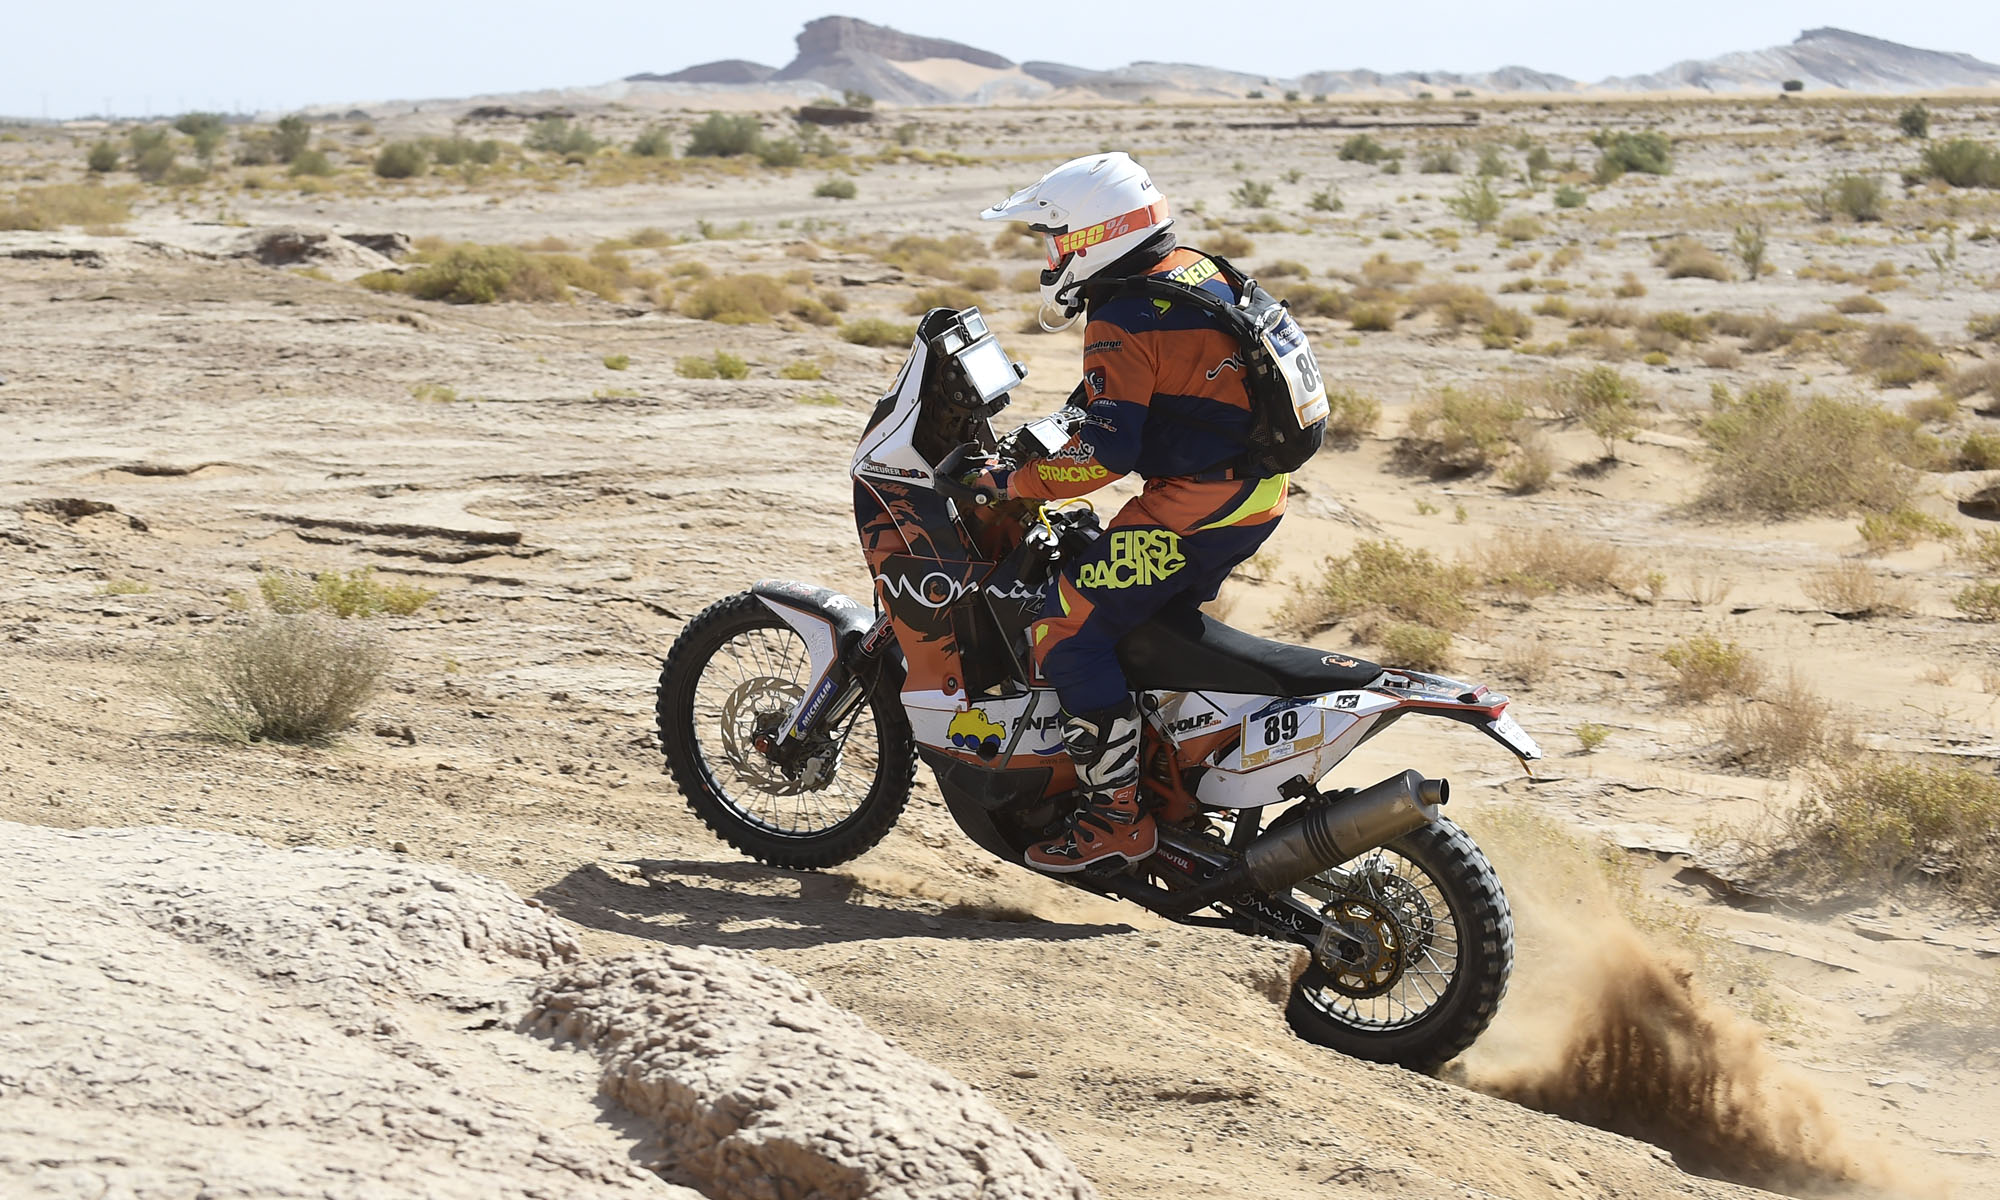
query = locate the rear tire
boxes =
[1283,816,1512,1072]
[657,592,914,870]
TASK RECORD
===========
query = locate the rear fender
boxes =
[751,580,873,740]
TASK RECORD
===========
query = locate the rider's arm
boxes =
[1006,315,1154,501]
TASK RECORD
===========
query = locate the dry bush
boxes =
[1970,313,2000,342]
[1834,293,1886,315]
[1279,538,1476,636]
[1410,282,1496,329]
[1347,301,1397,331]
[0,183,135,231]
[1495,637,1553,685]
[1500,434,1557,493]
[1944,361,2000,404]
[1760,757,2000,903]
[840,318,915,347]
[1551,365,1644,453]
[1379,622,1453,670]
[1854,323,1948,388]
[1208,231,1255,258]
[1399,385,1526,476]
[1479,528,1626,599]
[1858,505,1958,553]
[361,243,624,304]
[1570,303,1638,328]
[906,285,983,315]
[1961,529,2000,573]
[678,274,801,323]
[1702,346,1743,369]
[1958,431,2000,470]
[1659,633,1762,703]
[878,233,984,280]
[1713,674,1855,776]
[677,352,750,380]
[1955,582,2000,621]
[1654,239,1731,281]
[1802,562,1913,617]
[1695,382,1930,517]
[1322,387,1381,446]
[158,613,389,745]
[259,568,434,618]
[1357,253,1423,289]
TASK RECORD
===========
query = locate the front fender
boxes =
[752,580,873,740]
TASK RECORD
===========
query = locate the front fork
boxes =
[767,611,897,757]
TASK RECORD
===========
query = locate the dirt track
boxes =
[4,97,1998,1198]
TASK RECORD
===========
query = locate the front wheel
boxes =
[1282,816,1513,1072]
[657,592,915,869]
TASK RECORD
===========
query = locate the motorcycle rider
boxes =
[971,152,1299,873]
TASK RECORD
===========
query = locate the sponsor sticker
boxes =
[1035,462,1109,485]
[1076,529,1184,590]
[1085,368,1106,397]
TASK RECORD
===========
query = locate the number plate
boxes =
[1240,702,1325,769]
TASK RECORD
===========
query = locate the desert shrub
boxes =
[1499,214,1544,241]
[1944,361,2000,403]
[1765,757,2000,901]
[373,141,427,178]
[755,137,804,167]
[1553,365,1643,452]
[1322,387,1380,445]
[906,285,983,315]
[289,149,333,177]
[159,613,389,745]
[1479,528,1626,598]
[1956,582,2000,620]
[631,126,674,157]
[525,117,599,158]
[1347,301,1397,331]
[1958,432,2000,470]
[362,244,619,304]
[1654,238,1731,281]
[1966,530,2000,574]
[85,140,120,173]
[274,115,311,162]
[129,128,177,182]
[1553,185,1587,209]
[1480,305,1532,348]
[1400,385,1526,476]
[1379,622,1453,670]
[1805,173,1886,222]
[1280,538,1476,636]
[1571,302,1638,328]
[1259,259,1309,278]
[1278,282,1350,319]
[1834,293,1886,315]
[1446,177,1502,231]
[422,136,500,166]
[1592,129,1672,183]
[814,176,857,199]
[877,232,983,278]
[1970,313,2000,342]
[1898,104,1931,139]
[1575,722,1610,753]
[676,355,718,379]
[1208,230,1255,258]
[1855,322,1948,387]
[1410,282,1497,328]
[686,113,763,157]
[1418,147,1460,174]
[599,353,630,372]
[840,318,915,347]
[778,360,823,380]
[1697,383,1928,517]
[679,273,797,323]
[1308,189,1343,212]
[1500,434,1556,492]
[1732,222,1768,280]
[1659,633,1762,702]
[1230,179,1275,208]
[0,183,134,231]
[259,567,435,618]
[711,351,750,380]
[1858,505,1957,553]
[1803,561,1913,617]
[1918,139,2000,189]
[1715,674,1854,775]
[1476,143,1507,177]
[1339,134,1389,164]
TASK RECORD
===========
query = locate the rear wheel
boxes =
[1282,816,1512,1071]
[657,592,914,869]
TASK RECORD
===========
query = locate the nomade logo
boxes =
[947,709,1006,757]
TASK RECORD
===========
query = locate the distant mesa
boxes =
[623,18,2000,102]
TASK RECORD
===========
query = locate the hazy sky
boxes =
[7,1,1999,119]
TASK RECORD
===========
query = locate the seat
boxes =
[1116,604,1382,698]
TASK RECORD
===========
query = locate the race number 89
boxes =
[1263,710,1301,744]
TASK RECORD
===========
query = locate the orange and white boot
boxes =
[1026,704,1157,873]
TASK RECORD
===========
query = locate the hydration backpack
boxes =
[1093,253,1329,477]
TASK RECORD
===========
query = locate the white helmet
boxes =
[981,152,1172,320]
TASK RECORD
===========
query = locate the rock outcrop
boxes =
[0,824,1093,1200]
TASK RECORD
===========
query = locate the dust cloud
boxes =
[1460,808,1888,1196]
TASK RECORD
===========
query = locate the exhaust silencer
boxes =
[1162,770,1445,915]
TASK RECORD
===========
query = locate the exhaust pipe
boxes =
[1160,770,1445,915]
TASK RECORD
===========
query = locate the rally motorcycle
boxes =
[657,306,1543,1070]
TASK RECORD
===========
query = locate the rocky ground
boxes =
[3,95,1998,1198]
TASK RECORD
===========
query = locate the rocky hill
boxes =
[627,17,2000,102]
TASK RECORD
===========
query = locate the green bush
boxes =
[1771,758,2000,900]
[757,137,805,167]
[1659,633,1762,702]
[422,136,500,166]
[814,176,857,199]
[274,115,311,162]
[678,274,799,323]
[713,351,750,380]
[1897,104,1930,139]
[779,360,823,380]
[1970,313,2000,342]
[631,126,673,157]
[602,353,629,371]
[1379,622,1453,670]
[1230,179,1275,207]
[1308,189,1342,212]
[1418,147,1460,174]
[1339,134,1389,164]
[1280,538,1477,636]
[1592,129,1672,183]
[1446,177,1502,231]
[1697,382,1932,517]
[686,113,763,158]
[259,567,435,618]
[373,142,428,179]
[1553,184,1587,209]
[85,141,120,173]
[1956,582,2000,621]
[129,126,176,182]
[362,243,622,304]
[1808,173,1886,222]
[288,149,333,177]
[525,117,599,158]
[840,318,916,347]
[1919,139,2000,189]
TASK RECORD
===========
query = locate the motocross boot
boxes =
[1026,701,1157,873]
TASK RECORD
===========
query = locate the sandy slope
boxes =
[3,97,1998,1197]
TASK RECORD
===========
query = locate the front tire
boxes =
[657,592,914,869]
[1283,816,1513,1071]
